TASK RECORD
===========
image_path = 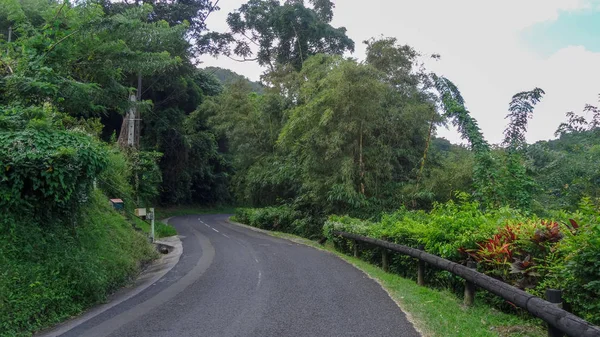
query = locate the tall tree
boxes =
[497,88,545,210]
[277,54,432,213]
[225,0,354,71]
[433,76,489,153]
[503,88,545,152]
[364,37,419,92]
[0,1,184,118]
[364,37,436,206]
[204,80,295,205]
[278,55,384,210]
[98,0,221,56]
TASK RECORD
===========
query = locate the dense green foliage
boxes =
[233,206,301,234]
[208,38,437,222]
[0,109,169,335]
[0,128,107,215]
[529,129,600,213]
[0,0,189,334]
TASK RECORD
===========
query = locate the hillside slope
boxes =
[0,190,157,337]
[204,66,264,93]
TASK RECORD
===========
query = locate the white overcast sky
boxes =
[200,0,600,145]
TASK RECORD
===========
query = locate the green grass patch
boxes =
[232,220,545,337]
[333,254,544,337]
[156,204,236,220]
[131,217,177,238]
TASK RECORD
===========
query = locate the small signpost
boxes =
[147,208,155,242]
[135,207,155,242]
[110,199,124,211]
[135,208,147,217]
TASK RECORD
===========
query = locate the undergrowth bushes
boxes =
[234,206,300,233]
[233,205,324,239]
[0,128,108,218]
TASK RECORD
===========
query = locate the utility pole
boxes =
[135,72,142,148]
[8,26,12,43]
[127,94,136,147]
[117,73,143,148]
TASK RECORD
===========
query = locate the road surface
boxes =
[58,214,420,337]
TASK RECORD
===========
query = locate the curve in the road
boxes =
[57,214,420,337]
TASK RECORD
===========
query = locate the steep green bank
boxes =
[0,191,158,337]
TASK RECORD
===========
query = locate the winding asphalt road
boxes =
[57,214,420,337]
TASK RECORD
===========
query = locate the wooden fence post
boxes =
[546,289,564,337]
[464,260,477,306]
[353,240,359,258]
[382,248,389,272]
[417,245,425,286]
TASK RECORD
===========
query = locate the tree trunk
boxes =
[359,122,365,195]
[118,73,142,149]
[134,72,142,148]
[412,110,436,207]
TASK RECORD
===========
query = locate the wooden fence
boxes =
[333,231,600,337]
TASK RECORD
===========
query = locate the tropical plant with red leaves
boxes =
[462,219,575,288]
[532,221,563,244]
[567,219,580,233]
[462,224,522,280]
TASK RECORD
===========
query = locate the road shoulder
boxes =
[35,234,182,337]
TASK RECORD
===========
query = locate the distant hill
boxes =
[204,66,264,94]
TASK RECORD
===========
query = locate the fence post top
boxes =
[466,260,478,269]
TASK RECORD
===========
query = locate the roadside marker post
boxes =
[148,208,155,242]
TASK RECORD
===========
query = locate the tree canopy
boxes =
[224,0,354,70]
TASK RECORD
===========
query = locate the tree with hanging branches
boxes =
[503,88,545,152]
[223,0,354,71]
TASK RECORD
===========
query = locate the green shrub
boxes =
[0,128,107,218]
[563,220,600,324]
[325,197,527,260]
[234,205,299,232]
[98,148,163,211]
[546,199,600,325]
[98,148,135,208]
[234,205,331,237]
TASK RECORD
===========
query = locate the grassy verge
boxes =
[232,220,545,337]
[156,205,236,220]
[131,217,177,238]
